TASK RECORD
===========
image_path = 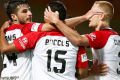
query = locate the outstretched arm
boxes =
[44,7,102,46]
[0,21,18,54]
[64,10,95,28]
[64,16,87,29]
[44,6,95,29]
[77,60,108,79]
[44,7,89,46]
[53,18,89,47]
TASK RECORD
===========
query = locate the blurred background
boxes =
[0,0,120,75]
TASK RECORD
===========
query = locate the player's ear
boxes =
[11,14,18,22]
[99,13,104,21]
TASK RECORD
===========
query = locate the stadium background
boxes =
[0,0,120,75]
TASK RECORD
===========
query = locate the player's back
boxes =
[1,24,33,80]
[32,31,79,80]
[92,30,120,80]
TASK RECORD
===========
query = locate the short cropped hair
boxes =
[47,1,67,20]
[95,1,114,21]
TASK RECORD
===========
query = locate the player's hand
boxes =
[44,6,59,24]
[90,60,109,76]
[1,20,11,30]
[84,10,103,20]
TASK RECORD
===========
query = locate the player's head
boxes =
[46,1,67,21]
[5,0,32,24]
[89,1,114,28]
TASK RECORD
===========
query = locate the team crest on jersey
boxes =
[18,37,28,49]
[88,33,96,41]
[22,37,28,44]
[81,53,88,62]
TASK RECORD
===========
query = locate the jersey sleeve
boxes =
[22,23,44,34]
[30,23,44,32]
[76,47,88,69]
[13,32,42,52]
[85,31,105,49]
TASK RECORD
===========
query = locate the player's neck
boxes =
[95,21,110,31]
[12,20,20,24]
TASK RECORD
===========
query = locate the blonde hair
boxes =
[95,1,114,22]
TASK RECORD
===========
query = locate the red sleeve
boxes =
[13,32,42,52]
[76,47,88,69]
[30,23,44,32]
[85,31,107,49]
[22,23,44,34]
[22,23,35,34]
[37,23,44,31]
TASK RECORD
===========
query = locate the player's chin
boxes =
[89,23,95,28]
[26,19,32,23]
[89,24,92,27]
[27,17,32,22]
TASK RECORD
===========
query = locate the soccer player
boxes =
[44,1,120,80]
[0,0,60,79]
[1,1,89,80]
[0,0,34,80]
[1,0,110,79]
[1,1,109,80]
[1,0,90,79]
[0,1,74,80]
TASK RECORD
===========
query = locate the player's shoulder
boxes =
[89,29,115,39]
[5,24,23,32]
[94,29,118,35]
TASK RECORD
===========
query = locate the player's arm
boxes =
[1,22,39,54]
[40,16,87,32]
[75,47,89,79]
[64,16,87,29]
[1,30,39,54]
[27,10,93,32]
[44,8,89,46]
[88,60,108,76]
[64,10,94,28]
[29,22,55,32]
[40,16,89,31]
[77,61,108,79]
[76,47,108,79]
[0,21,18,54]
[44,7,103,46]
[55,20,89,47]
[44,7,95,29]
